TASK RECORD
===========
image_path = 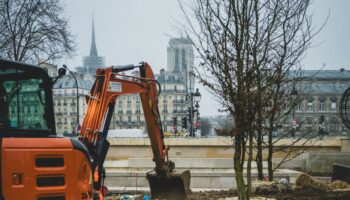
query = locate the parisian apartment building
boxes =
[278,69,350,136]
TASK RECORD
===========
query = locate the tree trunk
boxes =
[256,127,264,180]
[247,131,253,199]
[234,133,247,200]
[268,117,274,181]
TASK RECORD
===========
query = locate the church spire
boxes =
[90,16,98,56]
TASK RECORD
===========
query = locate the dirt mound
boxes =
[330,180,350,190]
[273,188,350,200]
[295,173,330,192]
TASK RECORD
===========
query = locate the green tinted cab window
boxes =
[0,78,48,130]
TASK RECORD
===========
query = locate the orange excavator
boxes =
[0,59,190,200]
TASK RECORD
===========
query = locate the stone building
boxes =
[167,37,194,93]
[280,69,350,136]
[41,62,93,135]
[107,37,194,134]
[109,70,188,133]
[52,74,92,135]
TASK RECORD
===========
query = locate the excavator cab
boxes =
[0,59,93,200]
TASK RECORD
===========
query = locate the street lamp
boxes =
[290,85,298,138]
[188,88,201,137]
[63,65,79,135]
[194,88,202,102]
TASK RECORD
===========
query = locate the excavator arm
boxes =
[79,62,190,200]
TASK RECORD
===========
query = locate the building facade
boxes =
[52,74,92,135]
[280,69,350,136]
[109,70,188,133]
[167,37,194,93]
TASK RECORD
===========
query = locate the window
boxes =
[128,116,131,123]
[319,102,325,111]
[175,49,179,68]
[137,116,140,122]
[307,102,313,111]
[118,103,123,114]
[329,117,338,133]
[306,118,314,132]
[127,102,131,114]
[331,102,337,111]
[136,104,141,113]
[182,49,186,70]
[296,104,302,111]
[0,78,49,131]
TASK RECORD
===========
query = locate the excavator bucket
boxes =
[147,170,191,200]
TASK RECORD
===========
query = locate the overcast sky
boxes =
[61,0,350,116]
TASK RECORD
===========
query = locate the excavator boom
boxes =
[79,62,190,199]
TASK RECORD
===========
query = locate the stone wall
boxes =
[106,137,344,160]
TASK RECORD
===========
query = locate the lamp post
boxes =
[290,85,298,138]
[189,88,201,137]
[195,101,200,135]
[63,65,79,135]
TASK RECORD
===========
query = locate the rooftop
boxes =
[295,69,350,80]
[53,74,93,90]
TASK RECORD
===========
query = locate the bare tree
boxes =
[180,0,322,199]
[200,118,212,136]
[213,116,235,137]
[0,0,75,64]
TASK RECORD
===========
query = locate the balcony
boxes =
[173,110,185,114]
[162,89,186,94]
[56,112,63,116]
[173,100,186,104]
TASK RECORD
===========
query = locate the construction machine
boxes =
[0,59,190,200]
